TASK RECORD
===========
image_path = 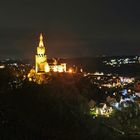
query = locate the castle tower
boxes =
[35,34,50,73]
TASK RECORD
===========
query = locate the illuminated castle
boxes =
[35,34,66,73]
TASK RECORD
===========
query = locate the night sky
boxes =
[0,0,140,59]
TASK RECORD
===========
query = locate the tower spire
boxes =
[39,33,44,47]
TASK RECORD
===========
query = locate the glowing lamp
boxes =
[29,78,32,81]
[68,68,72,73]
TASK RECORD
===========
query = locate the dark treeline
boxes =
[0,69,139,140]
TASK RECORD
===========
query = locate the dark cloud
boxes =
[0,0,140,58]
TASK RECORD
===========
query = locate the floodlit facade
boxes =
[35,34,66,73]
[35,34,49,73]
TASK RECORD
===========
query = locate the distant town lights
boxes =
[0,65,5,69]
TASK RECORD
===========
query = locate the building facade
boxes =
[35,34,66,73]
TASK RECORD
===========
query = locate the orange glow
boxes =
[39,33,44,47]
[68,68,73,73]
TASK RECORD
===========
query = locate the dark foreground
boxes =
[0,69,140,140]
